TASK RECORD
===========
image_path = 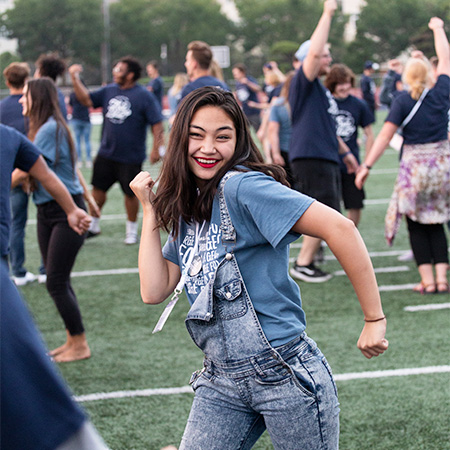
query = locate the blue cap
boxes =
[364,60,373,69]
[295,40,311,62]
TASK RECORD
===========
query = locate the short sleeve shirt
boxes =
[163,171,315,347]
[32,118,83,205]
[180,76,230,102]
[90,83,163,164]
[332,95,374,169]
[0,125,40,256]
[288,66,339,163]
[386,74,450,144]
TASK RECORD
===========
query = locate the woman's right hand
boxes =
[354,166,369,190]
[129,171,156,209]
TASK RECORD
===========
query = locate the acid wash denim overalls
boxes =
[180,172,340,450]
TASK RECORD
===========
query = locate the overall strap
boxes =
[217,171,239,249]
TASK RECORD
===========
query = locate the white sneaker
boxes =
[13,271,37,286]
[87,217,101,238]
[38,274,47,284]
[124,220,138,245]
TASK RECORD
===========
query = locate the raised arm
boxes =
[429,17,450,76]
[292,201,388,359]
[302,0,337,81]
[129,171,181,304]
[28,156,91,235]
[68,64,93,108]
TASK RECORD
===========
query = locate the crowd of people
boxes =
[1,0,449,448]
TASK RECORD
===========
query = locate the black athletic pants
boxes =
[37,195,86,336]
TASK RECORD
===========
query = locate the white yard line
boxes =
[404,303,450,312]
[74,365,450,403]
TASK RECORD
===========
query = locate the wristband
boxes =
[362,163,372,170]
[341,151,352,158]
[364,315,386,323]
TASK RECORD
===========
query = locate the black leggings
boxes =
[37,195,86,336]
[406,217,449,266]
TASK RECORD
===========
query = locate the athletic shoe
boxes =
[290,263,332,283]
[397,250,414,262]
[86,217,101,239]
[124,220,138,245]
[12,271,37,286]
[38,274,47,284]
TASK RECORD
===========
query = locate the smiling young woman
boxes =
[130,86,388,450]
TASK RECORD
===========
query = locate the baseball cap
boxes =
[364,60,373,69]
[295,40,311,62]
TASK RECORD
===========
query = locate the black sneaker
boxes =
[86,230,101,239]
[289,263,332,283]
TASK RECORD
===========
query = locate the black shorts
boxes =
[291,159,341,212]
[91,155,142,197]
[341,172,365,210]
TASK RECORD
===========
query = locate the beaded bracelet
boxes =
[364,316,386,323]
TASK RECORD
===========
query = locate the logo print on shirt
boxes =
[335,109,356,142]
[326,90,339,116]
[105,96,132,124]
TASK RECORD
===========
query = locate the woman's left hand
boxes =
[357,320,389,359]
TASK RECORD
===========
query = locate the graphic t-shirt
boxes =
[163,171,315,346]
[90,83,163,164]
[332,95,374,171]
[235,75,260,116]
[288,66,339,163]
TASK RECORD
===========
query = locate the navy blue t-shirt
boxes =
[69,92,90,122]
[90,83,163,164]
[0,94,27,134]
[180,76,229,102]
[332,95,374,171]
[288,66,339,163]
[386,74,450,145]
[360,74,376,114]
[235,75,260,116]
[1,261,86,450]
[0,125,41,257]
[147,76,164,109]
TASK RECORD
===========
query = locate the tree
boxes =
[1,0,103,80]
[110,0,236,74]
[234,0,347,73]
[343,0,450,72]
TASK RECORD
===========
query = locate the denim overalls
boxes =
[180,172,340,450]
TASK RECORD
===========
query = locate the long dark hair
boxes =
[25,77,76,169]
[153,86,288,238]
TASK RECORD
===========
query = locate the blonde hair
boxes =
[170,73,189,96]
[403,58,432,100]
[266,71,282,87]
[210,59,224,81]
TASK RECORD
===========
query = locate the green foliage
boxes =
[1,0,103,70]
[269,40,299,72]
[110,0,236,73]
[343,0,450,71]
[0,52,20,89]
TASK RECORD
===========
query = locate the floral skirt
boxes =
[385,139,450,246]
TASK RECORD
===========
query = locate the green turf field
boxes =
[17,112,450,450]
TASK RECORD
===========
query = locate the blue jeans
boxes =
[180,172,339,449]
[71,119,92,162]
[9,186,29,277]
